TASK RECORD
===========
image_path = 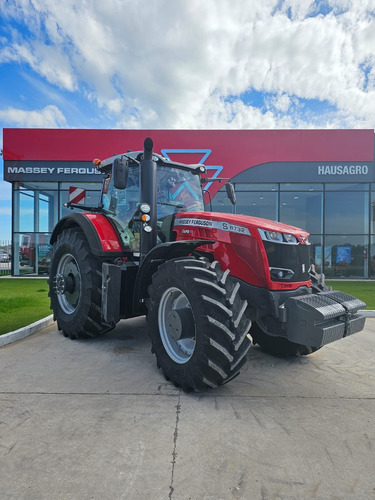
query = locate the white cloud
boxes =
[0,40,77,91]
[0,105,67,128]
[0,0,374,129]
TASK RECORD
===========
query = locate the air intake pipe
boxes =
[139,137,157,261]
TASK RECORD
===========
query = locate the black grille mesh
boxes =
[264,242,310,282]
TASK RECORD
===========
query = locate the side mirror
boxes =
[113,157,129,189]
[225,182,236,205]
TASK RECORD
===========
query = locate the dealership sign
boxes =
[6,166,100,175]
[4,161,103,182]
[232,161,374,183]
[317,164,369,176]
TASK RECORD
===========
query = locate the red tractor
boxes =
[48,138,366,391]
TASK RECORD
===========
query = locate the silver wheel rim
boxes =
[158,287,196,364]
[54,253,81,315]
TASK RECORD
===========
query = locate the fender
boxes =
[50,212,124,258]
[133,239,214,315]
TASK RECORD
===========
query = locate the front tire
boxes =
[48,228,108,339]
[251,265,331,357]
[146,257,251,391]
[250,322,318,357]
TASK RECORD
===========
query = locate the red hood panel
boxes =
[174,211,310,241]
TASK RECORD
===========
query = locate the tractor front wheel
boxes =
[48,228,109,339]
[146,257,251,391]
[250,322,319,357]
[251,266,331,357]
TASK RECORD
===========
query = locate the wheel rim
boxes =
[158,287,196,364]
[53,253,81,315]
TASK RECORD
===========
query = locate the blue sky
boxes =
[1,0,375,242]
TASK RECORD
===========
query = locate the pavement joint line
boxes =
[1,310,374,347]
[1,391,374,400]
[169,391,181,500]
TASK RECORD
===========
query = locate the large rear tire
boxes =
[48,228,109,339]
[308,264,332,293]
[146,257,252,391]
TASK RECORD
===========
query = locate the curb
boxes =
[0,315,55,347]
[360,310,375,318]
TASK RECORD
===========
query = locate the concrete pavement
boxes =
[1,317,375,499]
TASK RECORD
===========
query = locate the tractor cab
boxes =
[97,148,206,254]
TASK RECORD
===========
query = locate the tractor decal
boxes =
[174,217,251,236]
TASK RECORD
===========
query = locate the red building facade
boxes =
[3,128,375,277]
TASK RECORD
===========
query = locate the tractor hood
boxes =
[174,211,310,244]
[173,211,311,290]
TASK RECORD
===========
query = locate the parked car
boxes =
[0,251,10,262]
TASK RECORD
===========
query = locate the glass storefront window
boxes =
[235,191,278,220]
[210,189,235,213]
[14,182,58,190]
[36,235,52,275]
[307,234,323,273]
[10,177,374,278]
[280,191,322,234]
[370,236,375,278]
[280,183,323,191]
[325,183,368,191]
[13,233,51,276]
[60,182,102,189]
[325,191,369,234]
[38,191,59,232]
[14,189,59,233]
[15,190,35,232]
[235,183,278,192]
[323,235,369,279]
[61,190,101,218]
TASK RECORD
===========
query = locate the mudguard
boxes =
[132,239,214,315]
[49,212,124,258]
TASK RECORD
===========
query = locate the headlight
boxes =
[284,233,298,243]
[140,203,151,213]
[266,230,283,242]
[258,228,299,244]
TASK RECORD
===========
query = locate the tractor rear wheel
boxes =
[146,257,251,391]
[308,264,332,293]
[48,228,109,339]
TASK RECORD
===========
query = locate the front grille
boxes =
[264,241,310,282]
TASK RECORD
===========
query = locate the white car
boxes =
[0,252,10,262]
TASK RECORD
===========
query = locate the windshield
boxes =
[156,165,204,216]
[101,164,204,250]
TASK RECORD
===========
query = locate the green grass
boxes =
[0,278,373,336]
[326,281,375,309]
[0,279,51,335]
